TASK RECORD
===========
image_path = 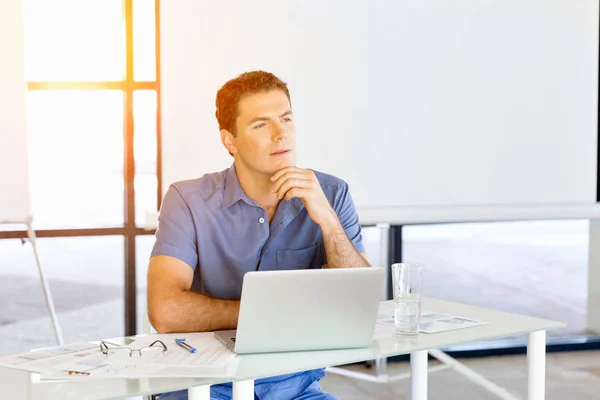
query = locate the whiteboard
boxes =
[160,0,599,213]
[0,0,31,223]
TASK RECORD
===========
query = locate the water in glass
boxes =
[394,297,421,336]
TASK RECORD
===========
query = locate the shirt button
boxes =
[259,217,265,224]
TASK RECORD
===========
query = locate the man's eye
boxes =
[283,117,292,122]
[254,123,266,129]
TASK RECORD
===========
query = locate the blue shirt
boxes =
[151,164,364,399]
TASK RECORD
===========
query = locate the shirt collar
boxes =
[221,163,304,213]
[221,163,249,210]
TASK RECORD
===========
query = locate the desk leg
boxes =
[188,385,210,400]
[233,380,255,400]
[410,350,428,400]
[588,220,600,332]
[527,330,546,400]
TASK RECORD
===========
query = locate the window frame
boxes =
[0,0,162,336]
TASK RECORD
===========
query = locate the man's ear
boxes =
[220,129,238,155]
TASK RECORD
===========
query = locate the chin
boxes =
[274,159,295,171]
[246,156,296,176]
[278,153,296,165]
[255,164,284,176]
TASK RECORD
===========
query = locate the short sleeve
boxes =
[150,184,198,270]
[333,181,366,253]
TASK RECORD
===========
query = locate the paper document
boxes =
[44,332,238,380]
[377,311,490,333]
[41,361,239,380]
[0,342,99,373]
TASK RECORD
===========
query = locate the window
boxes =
[0,236,124,354]
[27,91,124,229]
[362,220,591,348]
[22,0,126,82]
[0,1,161,350]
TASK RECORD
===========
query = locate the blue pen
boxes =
[175,338,197,354]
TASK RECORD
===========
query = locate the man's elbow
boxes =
[148,301,176,333]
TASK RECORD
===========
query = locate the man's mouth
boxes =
[271,149,291,155]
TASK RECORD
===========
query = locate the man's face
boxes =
[226,90,296,176]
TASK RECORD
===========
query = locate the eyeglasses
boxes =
[99,340,167,364]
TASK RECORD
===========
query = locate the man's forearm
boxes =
[320,212,370,268]
[150,290,240,333]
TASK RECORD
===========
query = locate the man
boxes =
[149,71,370,400]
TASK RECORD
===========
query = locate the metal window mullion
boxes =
[155,0,163,211]
[124,0,137,337]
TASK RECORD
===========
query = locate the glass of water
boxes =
[391,263,425,336]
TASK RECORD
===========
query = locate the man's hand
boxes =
[271,167,370,269]
[271,167,337,227]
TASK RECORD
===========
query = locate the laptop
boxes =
[214,267,385,354]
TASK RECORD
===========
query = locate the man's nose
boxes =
[273,122,288,141]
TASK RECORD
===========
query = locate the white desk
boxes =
[0,298,563,400]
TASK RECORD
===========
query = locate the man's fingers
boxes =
[283,188,311,201]
[276,179,313,200]
[271,172,312,193]
[270,167,300,182]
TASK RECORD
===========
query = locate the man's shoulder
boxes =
[311,169,350,203]
[312,169,348,189]
[169,169,227,199]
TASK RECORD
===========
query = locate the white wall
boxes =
[0,0,31,223]
[160,0,598,213]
